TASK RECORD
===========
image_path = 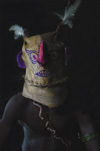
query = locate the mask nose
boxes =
[37,40,46,65]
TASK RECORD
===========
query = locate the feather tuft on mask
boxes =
[9,25,25,39]
[55,0,81,28]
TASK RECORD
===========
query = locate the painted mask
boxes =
[20,33,69,87]
[9,0,81,107]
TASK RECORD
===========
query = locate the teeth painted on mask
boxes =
[35,70,49,77]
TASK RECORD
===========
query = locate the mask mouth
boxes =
[35,70,49,77]
[17,51,26,69]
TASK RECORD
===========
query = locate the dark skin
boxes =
[0,93,99,151]
[0,93,70,151]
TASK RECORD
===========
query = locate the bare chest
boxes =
[21,100,70,137]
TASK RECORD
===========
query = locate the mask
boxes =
[20,33,68,87]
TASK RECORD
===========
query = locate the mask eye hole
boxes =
[51,51,58,60]
[24,41,27,45]
[25,49,38,64]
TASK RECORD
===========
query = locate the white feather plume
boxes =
[9,25,24,39]
[55,0,81,28]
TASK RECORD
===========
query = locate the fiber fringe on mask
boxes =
[55,0,82,28]
[9,25,25,39]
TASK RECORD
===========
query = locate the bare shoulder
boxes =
[7,92,23,106]
[10,92,23,100]
[4,93,26,115]
[1,92,29,121]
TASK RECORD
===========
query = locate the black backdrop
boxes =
[0,0,100,150]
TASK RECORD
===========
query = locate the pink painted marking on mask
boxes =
[37,40,45,65]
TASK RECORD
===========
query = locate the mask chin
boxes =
[17,51,26,69]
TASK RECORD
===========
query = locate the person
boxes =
[0,0,100,151]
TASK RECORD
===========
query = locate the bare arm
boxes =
[0,93,23,150]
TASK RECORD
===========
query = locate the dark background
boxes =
[0,0,100,150]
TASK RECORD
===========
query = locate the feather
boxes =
[64,20,73,28]
[54,12,64,20]
[9,25,24,39]
[55,0,81,28]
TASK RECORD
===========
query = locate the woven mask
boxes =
[20,33,68,87]
[9,0,81,87]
